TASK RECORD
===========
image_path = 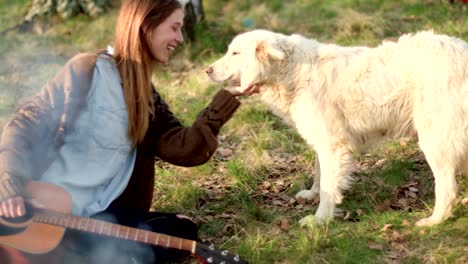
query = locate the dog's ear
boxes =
[256,39,288,62]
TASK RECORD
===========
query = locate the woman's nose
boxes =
[176,30,184,44]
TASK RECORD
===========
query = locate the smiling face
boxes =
[148,8,184,63]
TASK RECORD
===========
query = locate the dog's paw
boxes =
[415,217,442,227]
[295,189,319,200]
[299,214,329,227]
[299,215,316,227]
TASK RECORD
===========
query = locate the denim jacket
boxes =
[0,52,241,213]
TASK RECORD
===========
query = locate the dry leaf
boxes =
[273,200,284,206]
[279,219,290,230]
[402,219,410,226]
[296,196,308,205]
[261,181,271,189]
[274,180,285,186]
[371,221,379,230]
[219,213,233,219]
[368,241,384,250]
[462,197,468,206]
[391,231,405,242]
[381,224,393,232]
[375,158,387,167]
[311,195,320,205]
[216,147,233,157]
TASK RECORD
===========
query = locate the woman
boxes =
[0,0,248,262]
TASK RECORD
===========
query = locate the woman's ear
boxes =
[141,25,148,37]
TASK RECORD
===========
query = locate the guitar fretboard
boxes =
[33,211,195,253]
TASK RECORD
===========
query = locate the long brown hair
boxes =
[113,0,182,147]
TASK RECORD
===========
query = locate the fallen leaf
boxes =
[274,180,285,186]
[216,147,233,157]
[391,230,405,242]
[402,219,410,226]
[381,224,393,232]
[279,219,290,230]
[279,194,290,201]
[296,196,308,205]
[462,198,468,206]
[372,222,379,230]
[220,214,232,219]
[375,158,387,167]
[368,241,384,250]
[262,181,271,189]
[273,200,283,206]
[311,196,320,205]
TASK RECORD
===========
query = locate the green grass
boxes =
[0,0,467,263]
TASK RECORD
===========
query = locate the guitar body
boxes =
[0,181,71,254]
[0,181,248,263]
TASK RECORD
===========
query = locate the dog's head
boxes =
[206,29,292,93]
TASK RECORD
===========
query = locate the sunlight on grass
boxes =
[153,182,204,212]
[152,165,205,211]
[1,1,467,263]
[226,160,259,190]
[237,229,283,264]
[289,225,330,258]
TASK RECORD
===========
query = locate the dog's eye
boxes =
[232,51,240,55]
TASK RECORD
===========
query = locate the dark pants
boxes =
[0,209,198,264]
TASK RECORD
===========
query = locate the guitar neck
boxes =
[33,210,196,254]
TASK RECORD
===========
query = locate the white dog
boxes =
[206,29,468,226]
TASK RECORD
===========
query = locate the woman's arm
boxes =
[149,89,240,167]
[0,52,97,205]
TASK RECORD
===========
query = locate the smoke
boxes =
[83,238,155,264]
[0,37,69,133]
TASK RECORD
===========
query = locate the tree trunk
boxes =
[25,0,109,21]
[182,0,204,42]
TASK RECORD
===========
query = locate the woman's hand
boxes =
[0,196,26,218]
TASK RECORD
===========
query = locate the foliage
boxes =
[0,0,467,263]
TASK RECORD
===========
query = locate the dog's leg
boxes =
[300,146,354,225]
[458,158,468,177]
[295,155,320,200]
[416,139,458,226]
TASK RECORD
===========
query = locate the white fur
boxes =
[207,29,468,226]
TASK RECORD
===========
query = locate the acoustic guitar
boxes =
[0,181,247,264]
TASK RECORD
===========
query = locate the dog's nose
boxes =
[205,66,213,75]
